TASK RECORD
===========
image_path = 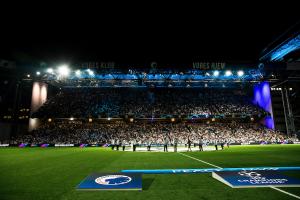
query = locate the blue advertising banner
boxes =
[212,170,300,188]
[77,173,142,190]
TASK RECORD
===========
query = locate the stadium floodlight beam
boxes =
[213,70,219,76]
[225,70,232,76]
[46,68,54,74]
[237,70,244,77]
[58,65,70,77]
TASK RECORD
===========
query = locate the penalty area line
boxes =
[178,152,300,199]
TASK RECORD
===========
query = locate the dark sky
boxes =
[1,3,300,67]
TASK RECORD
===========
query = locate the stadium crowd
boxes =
[8,122,298,146]
[6,87,297,150]
[32,88,265,118]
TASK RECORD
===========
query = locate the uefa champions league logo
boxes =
[95,175,132,185]
[237,171,288,184]
[238,171,262,178]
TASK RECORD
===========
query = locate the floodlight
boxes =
[88,70,94,76]
[36,71,41,76]
[225,70,232,76]
[58,65,70,77]
[75,70,81,76]
[213,71,219,76]
[46,68,54,74]
[237,70,244,77]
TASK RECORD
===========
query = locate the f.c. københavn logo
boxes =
[95,175,132,185]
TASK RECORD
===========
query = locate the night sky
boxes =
[1,3,300,67]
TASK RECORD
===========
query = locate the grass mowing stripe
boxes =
[178,151,300,199]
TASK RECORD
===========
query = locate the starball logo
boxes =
[237,171,288,184]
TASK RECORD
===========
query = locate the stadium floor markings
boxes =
[178,152,300,199]
[269,186,300,199]
[178,152,222,169]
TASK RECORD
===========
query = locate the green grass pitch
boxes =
[1,145,300,200]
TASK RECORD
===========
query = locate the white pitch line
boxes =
[269,186,300,199]
[178,152,222,169]
[178,152,300,199]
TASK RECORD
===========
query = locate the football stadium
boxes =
[1,9,300,200]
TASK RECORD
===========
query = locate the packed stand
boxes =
[32,88,266,118]
[9,122,298,145]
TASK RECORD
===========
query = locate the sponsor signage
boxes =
[77,173,142,190]
[212,170,300,188]
[54,144,74,147]
[18,143,28,148]
[192,62,226,70]
[122,167,300,174]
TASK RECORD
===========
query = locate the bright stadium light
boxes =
[70,117,74,121]
[107,117,111,121]
[46,68,54,74]
[213,70,219,76]
[205,72,210,76]
[225,70,232,76]
[237,70,244,77]
[75,70,81,76]
[58,65,70,77]
[87,69,94,76]
[36,71,41,76]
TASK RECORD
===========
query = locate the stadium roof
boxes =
[260,22,300,62]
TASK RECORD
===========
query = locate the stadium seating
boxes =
[32,88,266,118]
[10,122,297,145]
